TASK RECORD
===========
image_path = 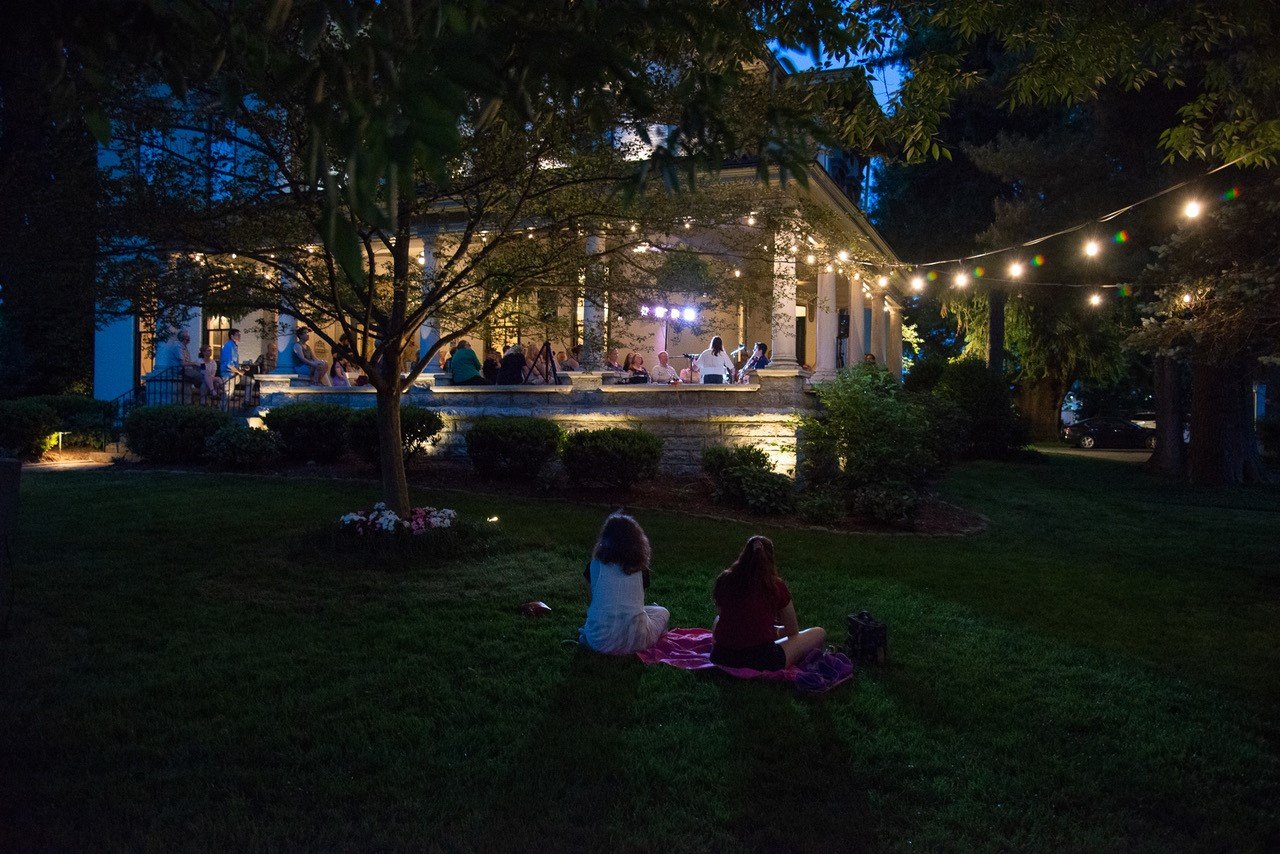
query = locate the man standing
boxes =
[648,350,679,384]
[219,328,245,391]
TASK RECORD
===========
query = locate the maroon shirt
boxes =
[713,577,791,650]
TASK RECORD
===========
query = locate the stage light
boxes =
[654,306,667,318]
[682,307,696,322]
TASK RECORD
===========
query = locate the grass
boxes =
[1,454,1278,850]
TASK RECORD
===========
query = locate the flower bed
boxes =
[339,503,458,537]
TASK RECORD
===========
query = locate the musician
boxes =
[694,336,736,384]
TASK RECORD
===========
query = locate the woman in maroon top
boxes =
[710,536,827,671]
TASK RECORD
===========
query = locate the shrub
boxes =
[848,480,920,527]
[933,357,1027,458]
[24,395,115,446]
[563,427,664,489]
[0,400,59,460]
[348,405,445,465]
[713,464,796,514]
[205,425,285,470]
[795,487,845,527]
[701,444,771,480]
[805,365,934,487]
[123,404,231,463]
[902,356,946,394]
[465,416,562,480]
[263,402,352,462]
[915,393,973,471]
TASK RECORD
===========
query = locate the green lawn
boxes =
[2,456,1278,850]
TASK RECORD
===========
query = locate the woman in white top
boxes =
[694,336,736,384]
[579,512,669,655]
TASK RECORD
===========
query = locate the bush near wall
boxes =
[0,400,60,461]
[205,425,285,470]
[348,405,445,465]
[701,445,795,514]
[932,357,1028,459]
[263,402,352,463]
[24,395,116,446]
[562,427,663,490]
[465,416,562,481]
[123,405,231,464]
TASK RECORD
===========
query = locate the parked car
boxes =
[1128,411,1156,430]
[1061,416,1157,449]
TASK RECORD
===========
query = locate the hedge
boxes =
[123,405,231,463]
[205,425,285,470]
[562,427,664,489]
[263,402,352,462]
[0,400,60,461]
[348,405,445,465]
[465,416,562,480]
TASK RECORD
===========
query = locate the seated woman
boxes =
[330,357,351,388]
[710,535,826,670]
[626,354,650,384]
[292,328,329,385]
[579,512,669,655]
[447,340,488,385]
[197,345,225,402]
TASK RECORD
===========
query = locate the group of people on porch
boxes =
[154,327,247,403]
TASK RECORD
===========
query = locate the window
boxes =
[206,315,232,362]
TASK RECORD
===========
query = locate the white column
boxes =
[768,233,799,369]
[887,303,904,381]
[273,275,297,373]
[813,271,838,380]
[847,275,866,363]
[581,235,606,370]
[869,291,887,365]
[418,228,441,363]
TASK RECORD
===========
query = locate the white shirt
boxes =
[155,340,187,370]
[649,361,679,383]
[694,347,735,380]
[579,559,666,654]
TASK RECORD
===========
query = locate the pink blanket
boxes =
[635,628,800,681]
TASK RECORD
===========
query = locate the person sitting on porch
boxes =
[562,345,582,371]
[695,336,735,384]
[218,328,245,393]
[330,357,351,387]
[157,328,209,396]
[648,351,679,384]
[862,352,877,365]
[604,349,624,373]
[710,535,827,671]
[496,344,527,385]
[556,350,572,371]
[579,512,669,655]
[197,345,225,402]
[743,342,771,373]
[448,340,487,386]
[292,328,328,385]
[625,354,650,384]
[482,348,501,384]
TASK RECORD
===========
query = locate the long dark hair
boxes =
[711,335,724,356]
[713,535,778,603]
[593,511,651,575]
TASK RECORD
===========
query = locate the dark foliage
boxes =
[123,404,230,464]
[0,400,60,460]
[263,402,352,463]
[933,358,1028,458]
[204,425,284,470]
[348,405,444,465]
[465,416,562,481]
[562,427,663,490]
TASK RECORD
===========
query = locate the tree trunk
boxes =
[987,287,1006,379]
[1147,352,1186,477]
[1189,358,1238,487]
[1015,377,1067,442]
[1231,367,1265,484]
[375,388,411,516]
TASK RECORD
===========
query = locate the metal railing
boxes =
[108,363,262,428]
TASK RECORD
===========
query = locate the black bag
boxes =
[845,611,887,664]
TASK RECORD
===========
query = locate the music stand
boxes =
[524,341,561,385]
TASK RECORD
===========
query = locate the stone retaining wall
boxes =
[257,369,817,475]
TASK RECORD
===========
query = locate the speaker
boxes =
[0,458,19,542]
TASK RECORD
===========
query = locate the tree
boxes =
[1132,179,1280,487]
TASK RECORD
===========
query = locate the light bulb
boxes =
[837,250,849,262]
[1084,240,1100,257]
[1183,199,1202,219]
[746,215,756,226]
[1181,293,1193,304]
[877,275,889,288]
[1089,293,1102,307]
[910,275,925,291]
[682,307,696,322]
[805,254,816,265]
[1008,261,1024,278]
[733,268,741,278]
[954,272,969,287]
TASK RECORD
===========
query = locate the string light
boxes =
[910,275,925,291]
[1084,240,1101,258]
[629,223,638,232]
[683,219,692,230]
[789,243,800,253]
[1088,293,1103,307]
[1181,293,1193,304]
[733,268,741,278]
[805,253,816,265]
[1008,261,1024,278]
[837,250,849,262]
[746,214,756,226]
[954,271,969,288]
[824,263,834,273]
[877,275,889,288]
[1183,199,1202,219]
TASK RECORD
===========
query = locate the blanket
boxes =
[636,628,855,694]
